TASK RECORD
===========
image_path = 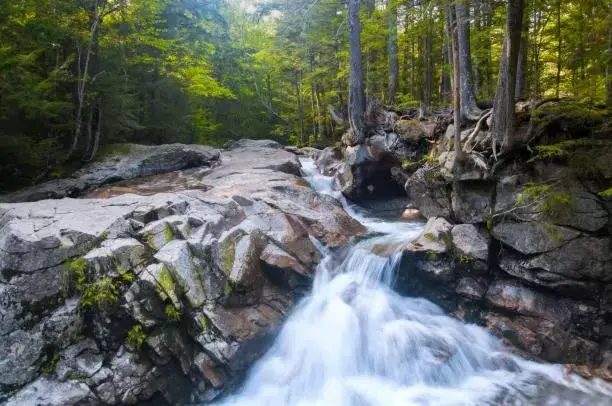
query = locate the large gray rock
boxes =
[491,221,580,255]
[485,279,572,326]
[451,181,494,224]
[226,139,282,150]
[451,224,489,261]
[0,143,366,404]
[6,378,97,406]
[1,144,220,203]
[499,237,612,296]
[315,146,343,176]
[405,164,453,219]
[494,168,608,233]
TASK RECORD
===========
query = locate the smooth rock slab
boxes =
[491,221,580,255]
[451,224,489,261]
[485,279,572,326]
[5,378,97,406]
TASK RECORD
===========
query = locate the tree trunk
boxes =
[422,11,433,116]
[402,9,410,95]
[348,0,365,141]
[296,71,305,145]
[555,0,562,99]
[67,6,100,160]
[491,0,525,153]
[607,14,612,109]
[387,0,399,103]
[455,0,482,121]
[365,0,375,96]
[451,15,466,166]
[440,33,451,103]
[515,8,529,99]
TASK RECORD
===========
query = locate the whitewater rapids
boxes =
[216,158,612,406]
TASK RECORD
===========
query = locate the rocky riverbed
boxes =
[1,125,611,405]
[312,101,612,379]
[0,140,365,404]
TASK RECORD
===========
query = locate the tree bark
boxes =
[455,0,482,121]
[67,4,100,160]
[607,13,612,109]
[451,16,466,166]
[422,9,433,116]
[515,8,529,99]
[491,0,525,153]
[348,0,365,141]
[555,0,562,99]
[387,0,399,103]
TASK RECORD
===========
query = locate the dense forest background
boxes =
[0,0,610,190]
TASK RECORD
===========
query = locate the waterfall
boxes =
[216,158,612,406]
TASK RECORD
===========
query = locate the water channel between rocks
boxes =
[215,158,612,406]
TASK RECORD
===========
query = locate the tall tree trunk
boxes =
[440,33,451,103]
[410,39,416,99]
[491,0,525,153]
[365,0,375,96]
[515,8,529,99]
[607,13,612,109]
[555,0,562,99]
[348,0,365,141]
[451,13,466,166]
[387,0,399,103]
[455,0,482,121]
[422,10,433,116]
[484,0,494,97]
[296,71,305,145]
[531,5,541,98]
[68,5,100,160]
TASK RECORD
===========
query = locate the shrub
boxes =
[165,304,181,321]
[127,324,147,350]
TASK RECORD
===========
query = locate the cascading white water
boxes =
[217,158,612,406]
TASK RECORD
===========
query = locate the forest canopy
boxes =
[0,0,610,190]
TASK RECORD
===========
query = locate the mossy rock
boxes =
[395,119,425,141]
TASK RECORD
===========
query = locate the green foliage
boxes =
[63,257,89,296]
[221,238,236,274]
[120,271,136,284]
[423,233,436,242]
[80,277,119,310]
[426,250,438,262]
[514,182,573,219]
[402,155,432,171]
[41,351,60,375]
[165,304,182,322]
[164,226,174,243]
[157,266,175,297]
[530,139,595,162]
[599,189,612,198]
[96,144,132,161]
[458,255,471,264]
[225,281,234,296]
[127,324,147,350]
[532,102,605,138]
[63,254,134,310]
[0,0,609,190]
[199,315,209,332]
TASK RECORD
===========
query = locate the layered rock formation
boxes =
[0,141,365,404]
[318,101,612,376]
[397,113,612,373]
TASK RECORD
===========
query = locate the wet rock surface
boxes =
[398,142,612,378]
[0,141,365,404]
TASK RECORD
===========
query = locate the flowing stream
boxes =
[218,158,612,406]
